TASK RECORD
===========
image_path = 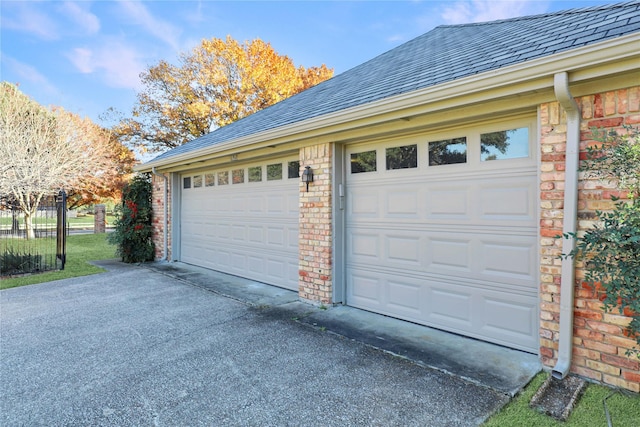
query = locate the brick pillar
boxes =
[539,86,640,393]
[94,204,106,233]
[151,173,172,261]
[299,143,333,305]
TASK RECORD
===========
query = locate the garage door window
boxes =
[351,150,377,174]
[232,169,244,184]
[288,161,300,178]
[386,144,417,170]
[218,171,229,185]
[205,173,215,187]
[248,166,262,182]
[193,175,202,188]
[183,177,191,189]
[428,137,467,166]
[481,127,529,161]
[267,163,282,180]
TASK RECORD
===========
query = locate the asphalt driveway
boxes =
[1,261,518,426]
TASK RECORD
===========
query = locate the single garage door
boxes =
[180,157,300,291]
[345,122,538,352]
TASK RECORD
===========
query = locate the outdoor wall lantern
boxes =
[302,165,314,192]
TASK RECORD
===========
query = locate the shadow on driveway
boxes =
[0,261,538,426]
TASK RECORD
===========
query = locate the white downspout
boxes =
[552,72,580,379]
[151,167,169,261]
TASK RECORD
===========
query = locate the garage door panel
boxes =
[427,238,472,271]
[349,232,379,258]
[425,188,470,218]
[387,280,421,315]
[248,226,263,243]
[386,235,420,265]
[248,197,262,212]
[387,191,419,216]
[349,273,382,303]
[479,239,536,281]
[480,295,538,349]
[349,191,378,216]
[248,256,264,274]
[232,225,245,241]
[181,158,299,291]
[478,182,535,221]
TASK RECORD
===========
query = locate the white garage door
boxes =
[345,122,538,352]
[180,157,300,291]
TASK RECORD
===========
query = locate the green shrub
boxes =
[108,174,154,263]
[566,126,640,356]
[0,248,43,275]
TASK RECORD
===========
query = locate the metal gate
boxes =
[0,190,67,276]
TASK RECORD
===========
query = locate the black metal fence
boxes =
[0,191,67,277]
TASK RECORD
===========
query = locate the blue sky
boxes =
[1,0,621,127]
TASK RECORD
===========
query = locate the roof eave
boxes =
[136,32,640,173]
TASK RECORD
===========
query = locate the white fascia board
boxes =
[138,33,639,172]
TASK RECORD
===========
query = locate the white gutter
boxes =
[552,72,580,379]
[151,167,168,261]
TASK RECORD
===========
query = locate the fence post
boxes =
[94,204,106,233]
[56,189,67,270]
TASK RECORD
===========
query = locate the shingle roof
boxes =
[150,1,640,163]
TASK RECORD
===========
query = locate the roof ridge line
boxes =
[435,0,639,29]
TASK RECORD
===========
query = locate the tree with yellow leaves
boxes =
[114,36,333,154]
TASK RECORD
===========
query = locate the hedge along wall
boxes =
[539,86,640,392]
[151,173,172,261]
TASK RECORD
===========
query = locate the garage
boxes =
[180,156,300,291]
[344,120,539,352]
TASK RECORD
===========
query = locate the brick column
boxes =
[299,143,333,305]
[539,86,640,392]
[151,173,172,261]
[94,204,106,233]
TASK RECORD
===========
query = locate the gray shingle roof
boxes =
[150,1,640,163]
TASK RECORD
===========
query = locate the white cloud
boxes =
[60,2,101,35]
[183,0,206,25]
[0,2,59,40]
[66,41,144,90]
[0,52,60,95]
[116,0,182,51]
[68,48,94,73]
[441,0,550,25]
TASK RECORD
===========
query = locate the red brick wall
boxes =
[151,173,171,261]
[298,143,333,305]
[539,86,639,392]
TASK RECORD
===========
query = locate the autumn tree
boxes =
[114,35,333,153]
[57,110,137,209]
[0,82,134,238]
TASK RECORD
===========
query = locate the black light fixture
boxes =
[301,165,314,192]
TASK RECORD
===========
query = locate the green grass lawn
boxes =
[0,215,117,229]
[0,233,117,290]
[484,372,640,426]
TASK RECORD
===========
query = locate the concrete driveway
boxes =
[1,260,538,426]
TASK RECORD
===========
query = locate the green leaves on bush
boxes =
[108,174,154,263]
[0,248,43,275]
[567,126,640,356]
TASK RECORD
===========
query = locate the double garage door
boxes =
[345,123,539,352]
[180,156,300,291]
[179,122,538,352]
